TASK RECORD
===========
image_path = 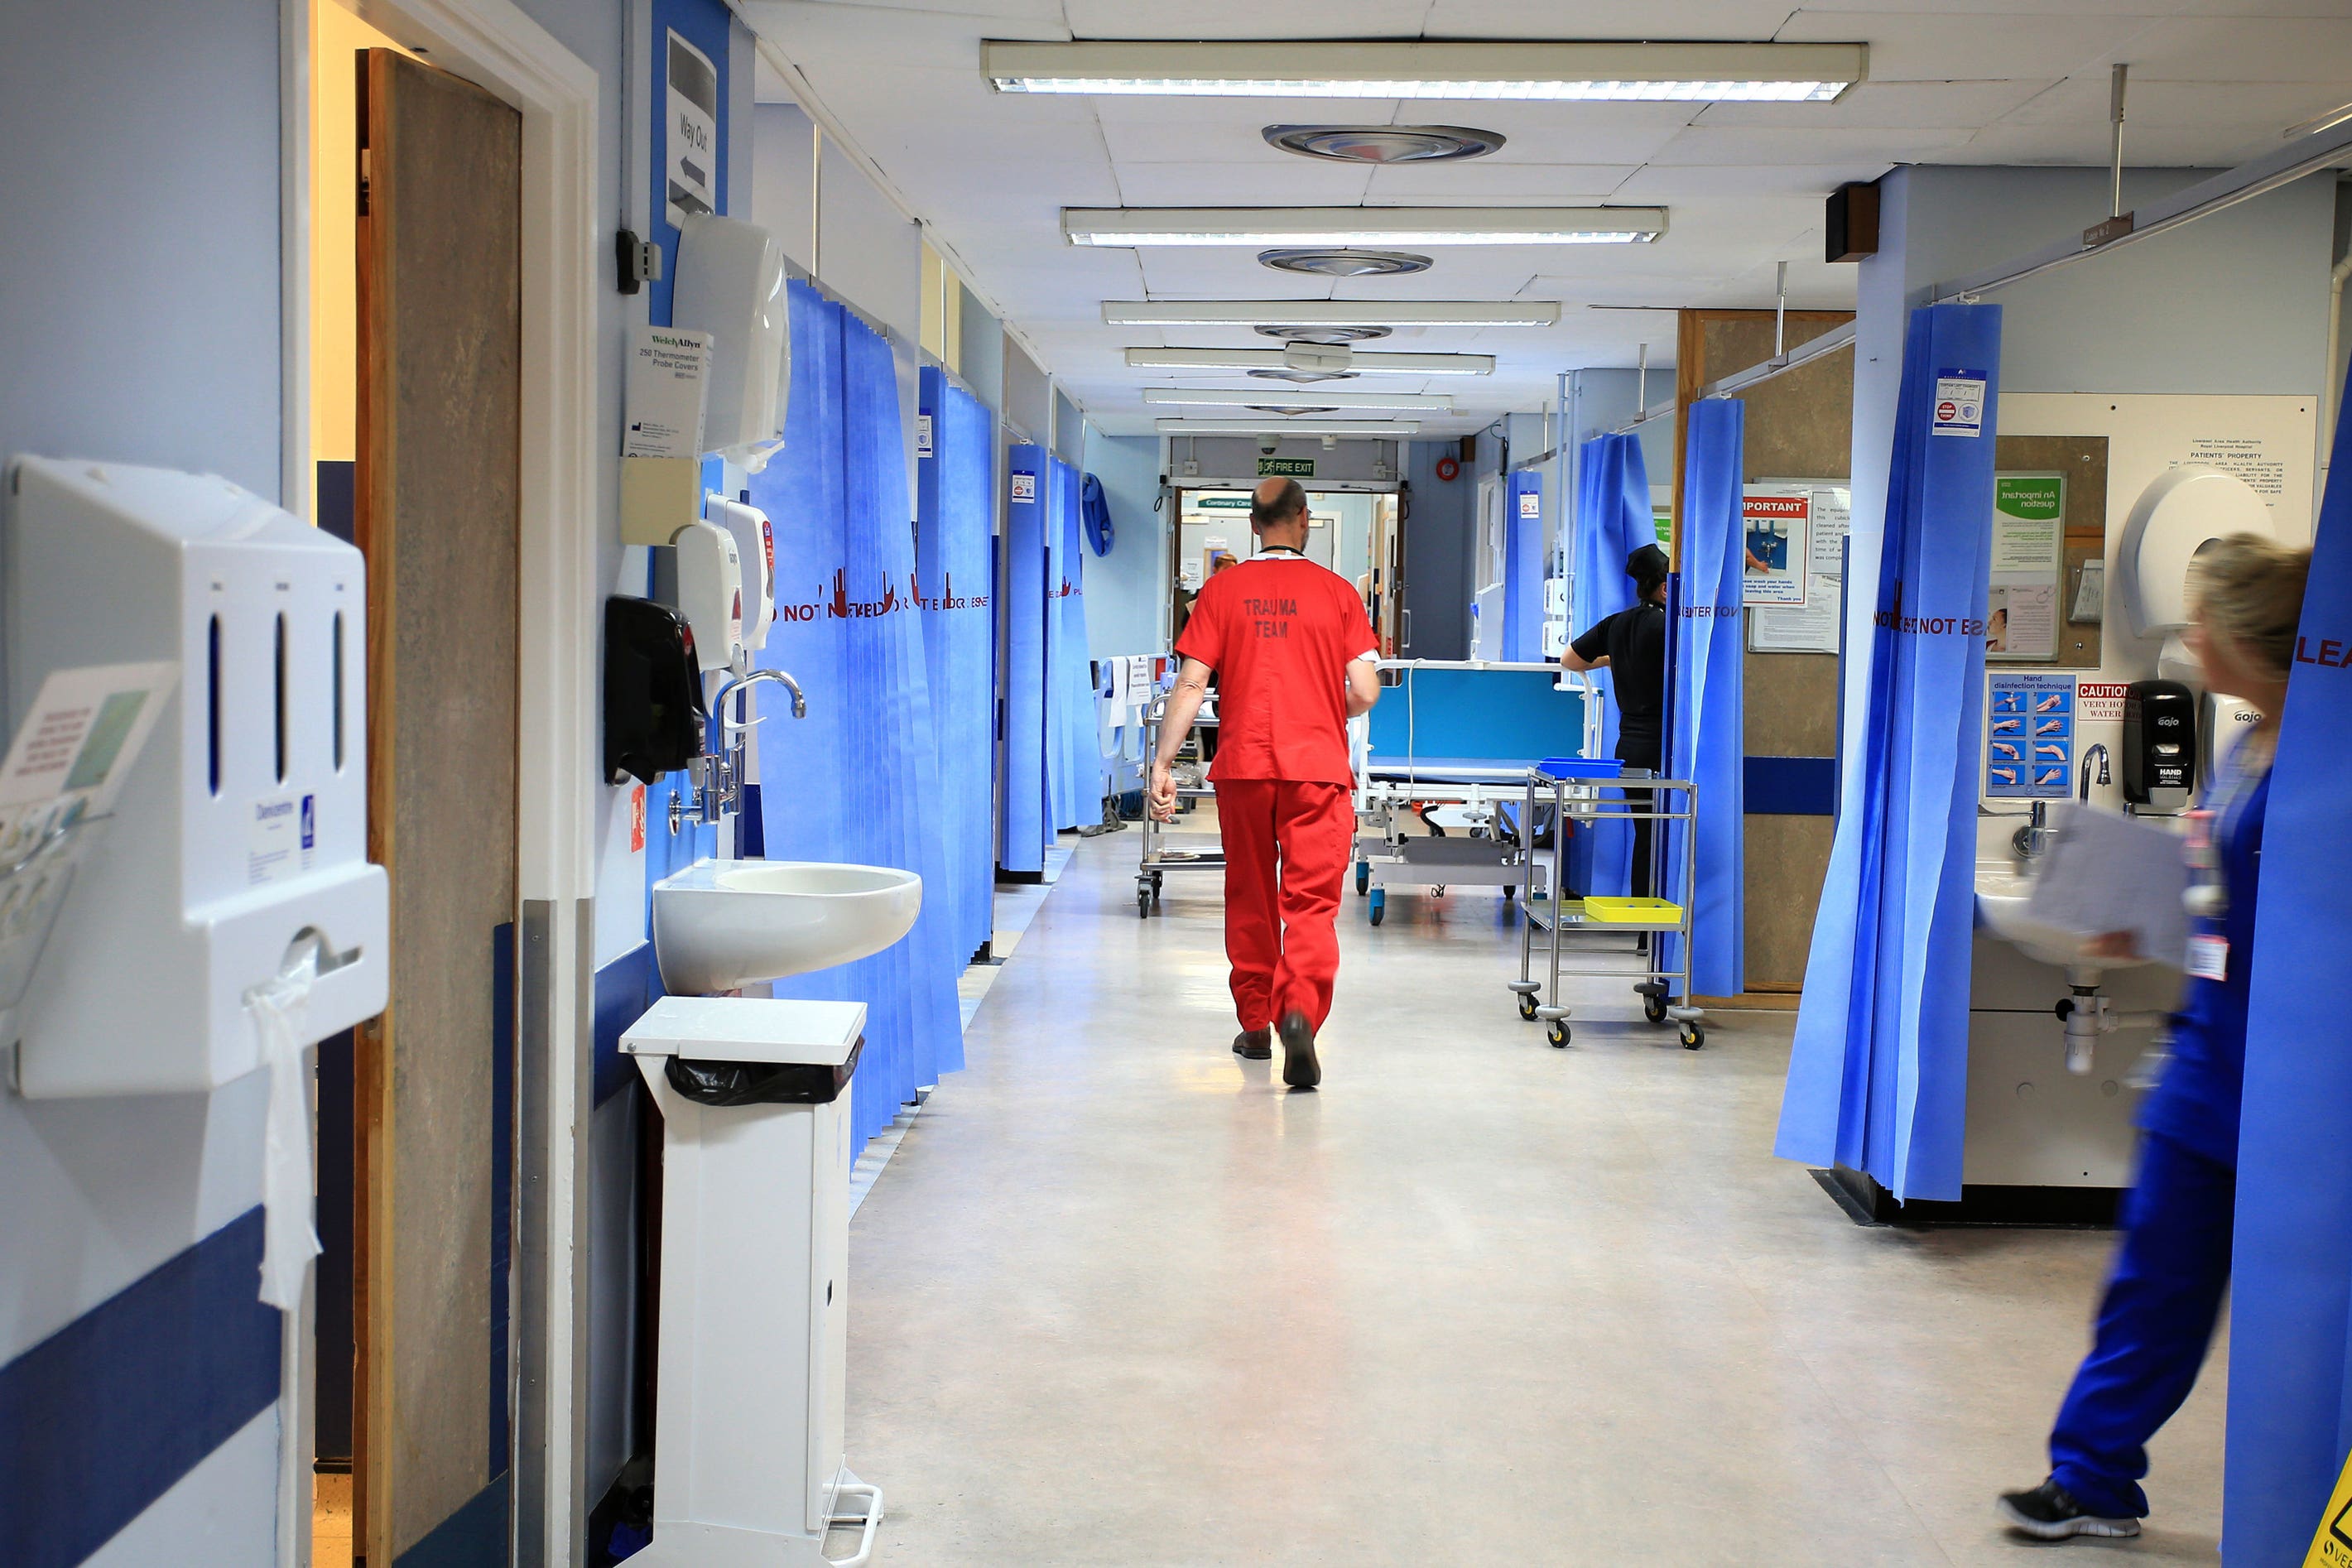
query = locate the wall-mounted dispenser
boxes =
[2122,678,2197,812]
[707,494,775,653]
[671,213,789,471]
[671,519,743,673]
[3,458,389,1098]
[2118,464,2273,681]
[606,596,705,785]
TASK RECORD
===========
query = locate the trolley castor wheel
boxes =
[1680,1023,1705,1050]
[1547,1022,1570,1048]
[1368,889,1386,927]
[1137,887,1151,919]
[1151,871,1164,892]
[1644,993,1669,1025]
[1355,863,1369,896]
[1517,993,1538,1022]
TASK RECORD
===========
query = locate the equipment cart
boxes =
[1508,762,1709,1050]
[1135,692,1219,918]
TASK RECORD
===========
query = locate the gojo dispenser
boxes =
[2122,679,2196,813]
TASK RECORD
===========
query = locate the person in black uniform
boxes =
[1561,543,1669,897]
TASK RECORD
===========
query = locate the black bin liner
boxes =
[664,1037,862,1107]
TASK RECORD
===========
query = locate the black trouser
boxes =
[1619,738,1661,902]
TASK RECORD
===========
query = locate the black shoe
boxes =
[1996,1480,2141,1540]
[1277,1010,1320,1089]
[1232,1028,1272,1060]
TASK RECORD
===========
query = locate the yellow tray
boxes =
[1580,896,1685,926]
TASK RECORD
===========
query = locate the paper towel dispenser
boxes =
[2118,466,2273,680]
[605,596,705,785]
[671,214,790,471]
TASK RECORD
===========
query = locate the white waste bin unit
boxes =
[620,994,881,1568]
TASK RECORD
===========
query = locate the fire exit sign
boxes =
[1258,457,1315,478]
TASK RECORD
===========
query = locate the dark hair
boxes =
[1626,542,1670,599]
[1251,479,1308,526]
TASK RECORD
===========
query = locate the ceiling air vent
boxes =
[1263,124,1505,163]
[1256,324,1393,344]
[1259,249,1431,277]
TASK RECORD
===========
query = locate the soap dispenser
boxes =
[706,495,775,652]
[671,519,743,672]
[605,597,705,785]
[2123,679,2196,813]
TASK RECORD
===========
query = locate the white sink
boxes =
[652,859,922,995]
[1974,860,2152,972]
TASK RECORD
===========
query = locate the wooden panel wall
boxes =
[1676,310,1854,993]
[354,49,522,1564]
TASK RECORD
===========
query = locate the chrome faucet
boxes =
[672,666,810,832]
[2014,800,2054,863]
[2078,743,2110,802]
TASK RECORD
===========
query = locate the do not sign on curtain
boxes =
[1775,301,2002,1204]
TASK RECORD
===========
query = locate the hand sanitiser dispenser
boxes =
[2123,679,2197,812]
[3,458,389,1099]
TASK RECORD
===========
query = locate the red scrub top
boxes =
[1173,552,1378,786]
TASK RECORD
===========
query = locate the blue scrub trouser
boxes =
[2049,1133,2235,1519]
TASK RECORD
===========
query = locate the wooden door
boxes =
[353,47,522,1566]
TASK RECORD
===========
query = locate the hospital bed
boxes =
[1354,660,1594,926]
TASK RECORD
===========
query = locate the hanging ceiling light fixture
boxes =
[1124,347,1494,377]
[1065,206,1666,247]
[985,40,1865,102]
[1248,368,1358,383]
[1104,301,1560,328]
[1143,387,1452,411]
[1263,124,1505,162]
[1156,418,1421,435]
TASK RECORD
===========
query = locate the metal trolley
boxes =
[1508,764,1709,1051]
[1135,693,1220,918]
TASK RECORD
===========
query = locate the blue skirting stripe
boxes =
[394,1470,509,1568]
[1744,755,1837,816]
[592,941,660,1107]
[0,1206,281,1568]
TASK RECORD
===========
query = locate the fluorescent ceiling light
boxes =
[1067,206,1665,247]
[1125,348,1493,376]
[1144,387,1452,411]
[986,41,1864,103]
[1104,301,1561,328]
[1157,419,1421,436]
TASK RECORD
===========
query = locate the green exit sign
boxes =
[1258,457,1315,478]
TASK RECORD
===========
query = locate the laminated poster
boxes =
[1988,474,2065,661]
[1748,483,1850,655]
[1987,671,2075,800]
[1740,488,1811,607]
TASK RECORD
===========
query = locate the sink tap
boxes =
[2013,799,2054,863]
[671,667,810,833]
[2078,743,2110,803]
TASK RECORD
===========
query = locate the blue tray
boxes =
[1537,758,1623,780]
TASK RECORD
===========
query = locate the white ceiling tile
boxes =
[1106,162,1375,204]
[1645,124,1977,164]
[2116,16,2352,84]
[1089,96,1410,132]
[1059,0,1437,40]
[1947,121,2292,168]
[1359,162,1636,200]
[1612,162,1887,200]
[751,0,1066,20]
[1994,75,2352,137]
[1774,12,2152,82]
[1421,0,1825,39]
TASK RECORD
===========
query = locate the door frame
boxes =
[281,1,600,1562]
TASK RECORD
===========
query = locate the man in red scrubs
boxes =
[1149,478,1382,1089]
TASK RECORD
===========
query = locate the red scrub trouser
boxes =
[1214,779,1354,1033]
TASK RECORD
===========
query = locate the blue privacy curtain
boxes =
[916,368,997,964]
[750,281,962,1155]
[999,444,1049,872]
[1660,399,1745,998]
[1044,457,1099,830]
[1570,431,1654,897]
[1774,301,2002,1201]
[2225,361,2352,1563]
[1502,470,1546,662]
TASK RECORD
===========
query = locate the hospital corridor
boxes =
[3,1,2351,1566]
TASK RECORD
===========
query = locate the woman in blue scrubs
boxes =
[1999,535,2311,1541]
